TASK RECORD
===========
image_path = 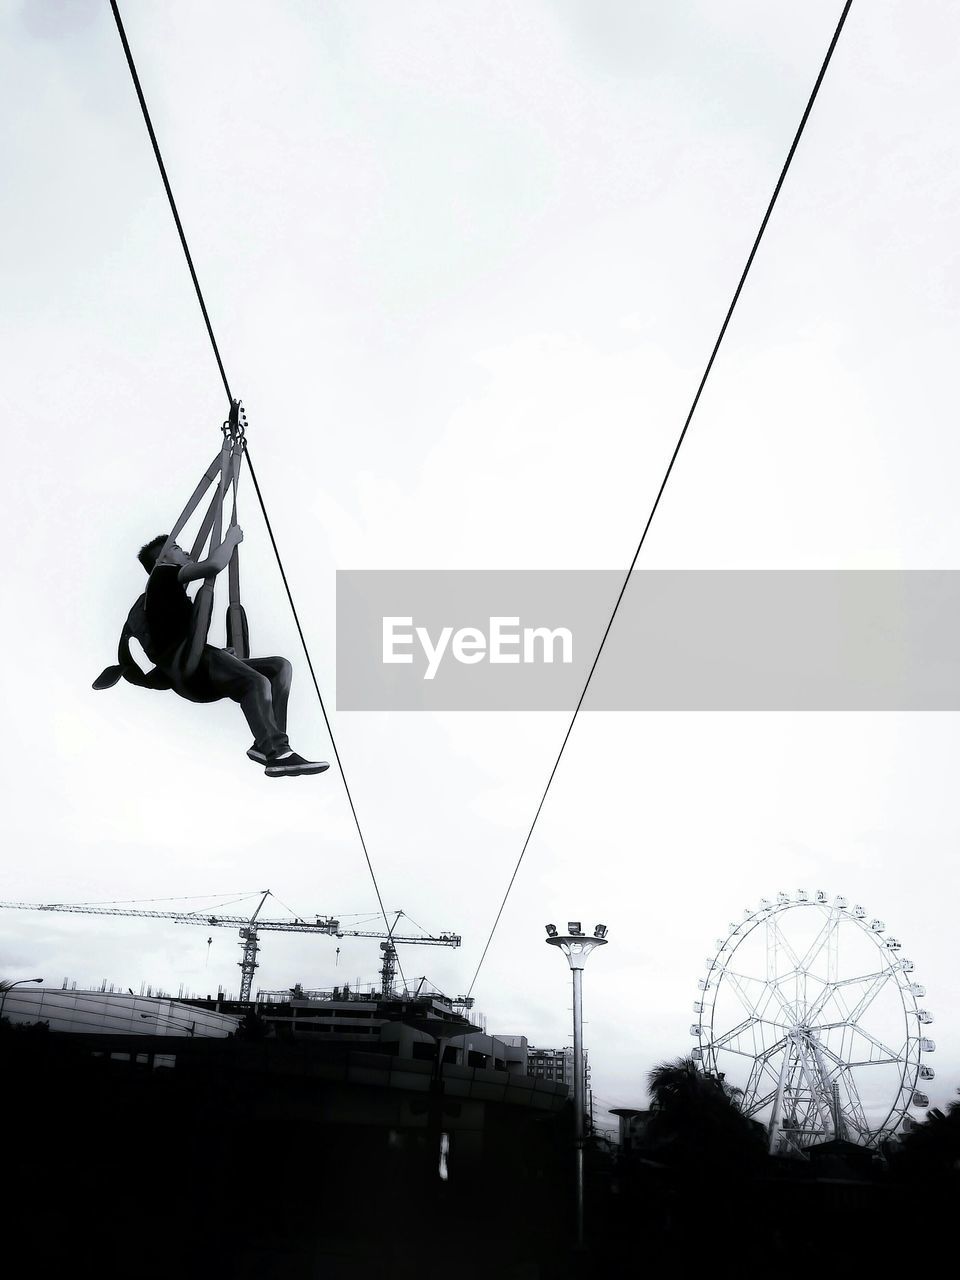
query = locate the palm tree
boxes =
[648,1057,741,1109]
[644,1055,765,1175]
[892,1099,960,1180]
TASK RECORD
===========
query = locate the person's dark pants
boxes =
[174,648,292,758]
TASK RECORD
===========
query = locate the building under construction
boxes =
[0,890,581,1267]
[2,976,575,1273]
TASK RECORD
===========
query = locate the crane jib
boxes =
[0,900,461,1003]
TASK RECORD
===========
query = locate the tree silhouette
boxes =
[892,1098,960,1180]
[645,1055,766,1175]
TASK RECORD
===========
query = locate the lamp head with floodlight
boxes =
[545,922,610,969]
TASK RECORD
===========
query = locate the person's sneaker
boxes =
[265,751,330,778]
[247,744,268,765]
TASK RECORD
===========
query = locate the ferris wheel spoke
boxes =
[805,969,889,1025]
[769,981,808,1026]
[765,914,803,977]
[829,1023,902,1064]
[820,1034,906,1069]
[795,912,837,974]
[835,1105,870,1141]
[830,969,889,989]
[832,1040,906,1070]
[709,1019,790,1062]
[714,1045,779,1062]
[710,1015,757,1049]
[752,1028,789,1063]
[815,1040,855,1073]
[843,972,895,1024]
[712,1035,781,1064]
[756,1044,791,1078]
[842,1057,902,1068]
[822,972,891,1028]
[722,970,774,1021]
[741,1056,765,1106]
[804,982,840,1024]
[743,1046,792,1111]
[727,963,803,1023]
[753,1015,795,1037]
[762,986,798,1025]
[743,1085,780,1118]
[712,1030,787,1063]
[835,1069,870,1136]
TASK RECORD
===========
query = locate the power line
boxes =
[108,1,404,991]
[465,0,854,998]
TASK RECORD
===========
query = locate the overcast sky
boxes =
[2,0,959,1134]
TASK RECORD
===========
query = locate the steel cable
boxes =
[108,0,405,989]
[466,0,854,997]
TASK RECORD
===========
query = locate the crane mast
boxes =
[0,895,461,1002]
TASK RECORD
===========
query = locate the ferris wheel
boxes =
[691,891,934,1155]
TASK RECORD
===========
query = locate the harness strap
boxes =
[188,436,233,561]
[159,449,224,564]
[181,437,234,679]
[98,405,251,691]
[189,483,223,562]
[225,442,249,658]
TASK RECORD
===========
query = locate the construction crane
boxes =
[0,892,460,1002]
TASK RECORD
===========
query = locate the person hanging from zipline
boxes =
[133,530,327,777]
[94,401,328,779]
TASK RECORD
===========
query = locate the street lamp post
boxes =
[545,921,608,1249]
[0,977,44,1023]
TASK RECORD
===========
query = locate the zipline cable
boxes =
[242,448,405,973]
[465,0,854,998]
[110,1,231,405]
[108,0,405,988]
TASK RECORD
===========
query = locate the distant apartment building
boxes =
[496,1042,589,1099]
[493,1033,528,1076]
[529,1046,573,1093]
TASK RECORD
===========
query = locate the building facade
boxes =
[523,1044,589,1099]
[0,984,239,1037]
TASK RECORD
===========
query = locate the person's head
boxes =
[138,535,191,573]
[138,535,167,573]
